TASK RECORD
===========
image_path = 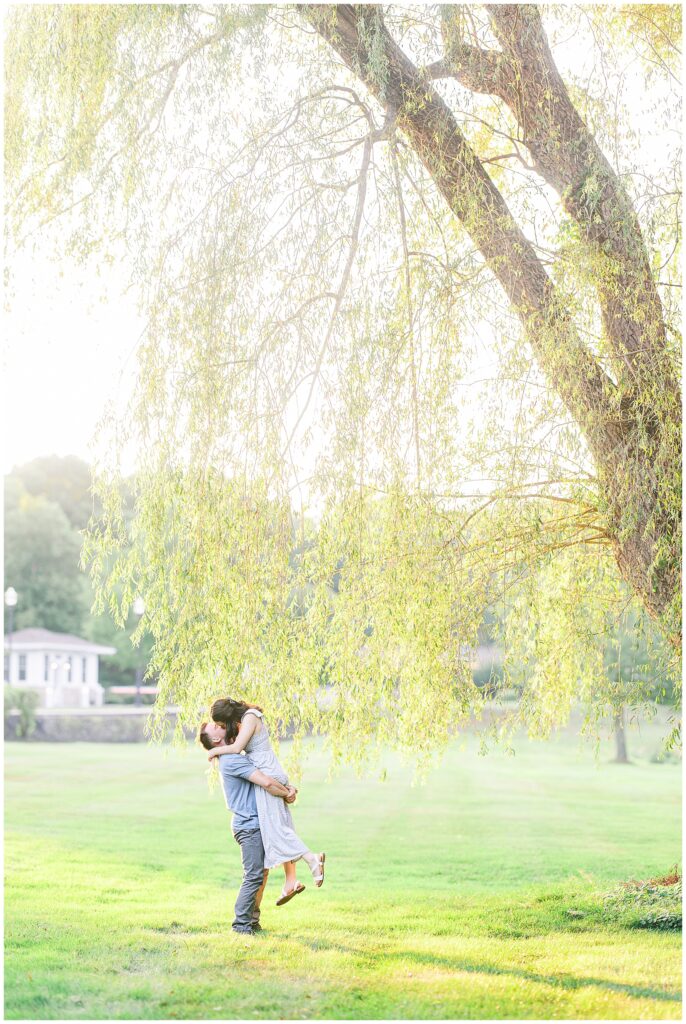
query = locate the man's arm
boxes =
[217,754,296,803]
[248,769,296,802]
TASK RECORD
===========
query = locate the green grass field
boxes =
[4,721,682,1019]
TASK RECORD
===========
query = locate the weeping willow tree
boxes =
[5,4,681,768]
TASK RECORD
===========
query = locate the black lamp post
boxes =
[133,597,145,706]
[5,587,18,684]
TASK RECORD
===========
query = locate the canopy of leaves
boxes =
[5,5,681,768]
[10,455,97,529]
[4,476,90,634]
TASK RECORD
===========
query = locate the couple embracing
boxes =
[199,698,325,935]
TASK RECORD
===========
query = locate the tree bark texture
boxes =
[303,4,681,650]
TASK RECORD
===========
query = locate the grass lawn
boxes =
[4,720,682,1019]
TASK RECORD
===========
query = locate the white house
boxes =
[3,628,116,709]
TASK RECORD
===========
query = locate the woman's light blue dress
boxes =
[241,709,309,870]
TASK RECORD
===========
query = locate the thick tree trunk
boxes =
[446,4,682,650]
[442,5,677,398]
[304,4,681,651]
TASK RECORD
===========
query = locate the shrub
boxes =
[649,748,682,764]
[601,866,682,930]
[4,687,40,738]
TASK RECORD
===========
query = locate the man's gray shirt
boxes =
[218,754,260,833]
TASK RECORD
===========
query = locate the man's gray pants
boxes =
[233,827,265,933]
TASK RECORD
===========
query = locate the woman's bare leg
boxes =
[301,852,317,873]
[302,850,325,886]
[283,860,297,892]
[275,859,307,906]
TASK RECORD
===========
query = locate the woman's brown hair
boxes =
[210,697,263,743]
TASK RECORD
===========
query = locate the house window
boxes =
[18,655,27,682]
[65,657,72,683]
[81,657,87,683]
[44,655,50,682]
[4,655,9,682]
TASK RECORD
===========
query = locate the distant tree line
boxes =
[4,455,153,688]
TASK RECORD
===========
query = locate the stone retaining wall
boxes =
[4,708,193,743]
[5,702,675,745]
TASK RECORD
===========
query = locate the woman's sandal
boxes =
[311,852,326,888]
[275,882,306,907]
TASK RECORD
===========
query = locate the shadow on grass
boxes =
[286,935,681,1004]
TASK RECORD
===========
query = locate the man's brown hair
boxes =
[197,722,213,750]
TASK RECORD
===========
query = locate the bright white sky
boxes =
[2,5,676,480]
[3,250,142,474]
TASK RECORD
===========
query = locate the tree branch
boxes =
[424,44,515,104]
[302,4,619,470]
[484,4,680,400]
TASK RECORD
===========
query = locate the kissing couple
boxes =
[199,697,325,935]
